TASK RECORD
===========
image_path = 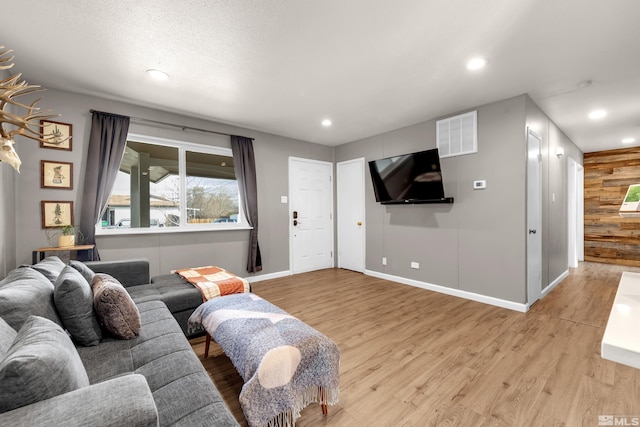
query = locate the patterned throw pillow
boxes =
[91,273,141,339]
[0,315,90,413]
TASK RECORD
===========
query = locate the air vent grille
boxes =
[436,110,477,158]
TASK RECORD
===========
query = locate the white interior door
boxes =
[527,129,542,305]
[337,158,365,272]
[289,157,334,274]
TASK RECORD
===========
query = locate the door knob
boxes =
[294,220,301,226]
[529,229,536,234]
[357,221,362,226]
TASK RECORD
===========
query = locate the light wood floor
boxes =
[190,262,640,426]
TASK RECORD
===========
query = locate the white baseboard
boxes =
[364,269,528,313]
[244,270,291,283]
[541,269,569,299]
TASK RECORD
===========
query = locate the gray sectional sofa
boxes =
[0,256,239,427]
[84,259,206,337]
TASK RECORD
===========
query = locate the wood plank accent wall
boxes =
[584,147,640,266]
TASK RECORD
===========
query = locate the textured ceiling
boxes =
[2,0,640,152]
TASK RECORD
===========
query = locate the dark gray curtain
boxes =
[230,135,262,272]
[79,111,130,260]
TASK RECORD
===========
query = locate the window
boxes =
[98,134,244,233]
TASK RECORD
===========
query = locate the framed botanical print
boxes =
[41,201,74,228]
[41,160,73,189]
[40,120,72,150]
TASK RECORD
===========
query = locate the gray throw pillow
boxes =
[30,256,67,284]
[0,315,90,413]
[69,260,96,285]
[0,267,61,331]
[0,317,17,357]
[54,266,102,346]
[91,274,141,340]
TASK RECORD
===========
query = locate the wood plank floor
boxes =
[190,262,640,426]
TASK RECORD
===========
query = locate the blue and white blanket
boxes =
[188,293,340,427]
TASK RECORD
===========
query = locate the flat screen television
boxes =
[368,148,453,204]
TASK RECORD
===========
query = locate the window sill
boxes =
[95,225,253,236]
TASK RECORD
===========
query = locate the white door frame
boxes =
[568,157,578,268]
[526,129,543,306]
[577,163,584,261]
[288,157,334,274]
[567,157,586,268]
[337,158,366,272]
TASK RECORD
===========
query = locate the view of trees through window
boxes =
[100,139,240,230]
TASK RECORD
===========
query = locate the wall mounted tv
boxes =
[368,148,454,204]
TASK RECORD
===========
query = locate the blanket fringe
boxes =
[265,386,339,427]
[187,322,204,335]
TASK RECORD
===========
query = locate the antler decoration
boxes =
[0,46,67,173]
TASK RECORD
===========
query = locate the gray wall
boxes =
[0,151,17,278]
[2,85,582,304]
[525,97,583,290]
[336,94,582,304]
[0,69,17,278]
[8,88,332,278]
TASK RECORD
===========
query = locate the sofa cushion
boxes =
[54,266,102,346]
[0,315,90,413]
[0,317,17,357]
[30,256,66,284]
[76,301,239,426]
[85,259,150,287]
[0,267,61,331]
[69,260,96,285]
[92,274,141,339]
[129,274,203,313]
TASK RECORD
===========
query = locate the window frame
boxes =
[95,133,251,236]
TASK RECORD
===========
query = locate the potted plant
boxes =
[58,225,76,247]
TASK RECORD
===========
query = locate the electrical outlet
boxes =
[411,262,420,269]
[382,257,387,265]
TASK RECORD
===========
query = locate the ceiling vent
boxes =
[436,110,477,158]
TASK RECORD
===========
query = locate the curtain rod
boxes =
[89,109,254,140]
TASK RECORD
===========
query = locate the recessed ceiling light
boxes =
[588,109,607,120]
[466,57,487,70]
[622,137,636,144]
[146,69,170,80]
[321,119,332,127]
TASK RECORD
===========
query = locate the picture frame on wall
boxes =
[41,160,73,189]
[41,201,74,228]
[40,120,72,151]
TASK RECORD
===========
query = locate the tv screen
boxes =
[368,148,448,204]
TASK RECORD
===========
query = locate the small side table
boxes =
[32,244,96,265]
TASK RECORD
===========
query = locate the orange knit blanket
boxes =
[173,265,250,301]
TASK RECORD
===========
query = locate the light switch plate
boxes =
[280,196,288,204]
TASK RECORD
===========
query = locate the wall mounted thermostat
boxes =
[473,180,487,190]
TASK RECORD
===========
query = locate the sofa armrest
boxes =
[0,374,158,427]
[85,259,150,287]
